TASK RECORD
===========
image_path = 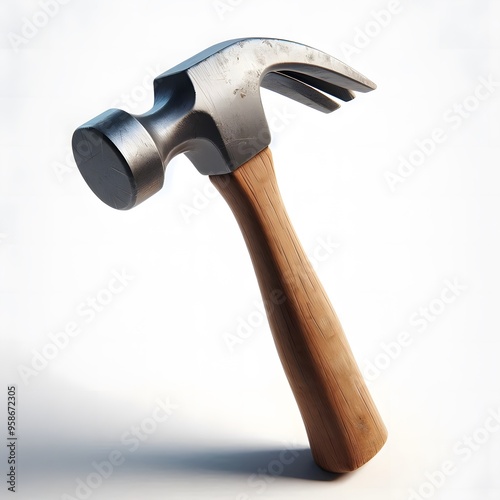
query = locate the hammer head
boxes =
[72,38,376,210]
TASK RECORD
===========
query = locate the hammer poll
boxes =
[72,38,387,472]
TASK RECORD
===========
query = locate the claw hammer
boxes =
[72,38,387,472]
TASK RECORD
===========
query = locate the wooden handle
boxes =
[210,147,387,472]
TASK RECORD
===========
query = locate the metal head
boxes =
[72,38,376,210]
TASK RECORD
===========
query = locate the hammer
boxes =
[72,38,387,473]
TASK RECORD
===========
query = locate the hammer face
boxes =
[72,109,164,210]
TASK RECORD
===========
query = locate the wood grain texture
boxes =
[210,147,387,472]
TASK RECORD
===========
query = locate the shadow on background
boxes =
[23,445,345,482]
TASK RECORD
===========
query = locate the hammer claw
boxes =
[262,72,340,113]
[278,70,357,102]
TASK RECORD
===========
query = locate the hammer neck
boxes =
[136,72,196,169]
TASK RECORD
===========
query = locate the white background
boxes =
[1,0,499,499]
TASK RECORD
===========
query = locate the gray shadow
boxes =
[123,447,345,482]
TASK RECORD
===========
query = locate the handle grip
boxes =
[210,147,387,472]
